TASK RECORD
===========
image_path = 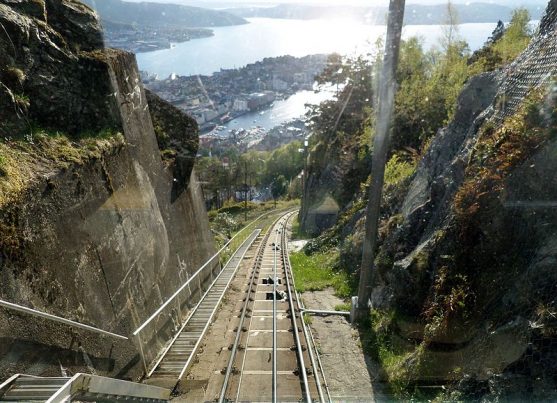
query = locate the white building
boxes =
[233,98,249,112]
[202,109,218,122]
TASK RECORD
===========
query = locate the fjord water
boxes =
[220,86,335,132]
[136,18,501,77]
[135,17,501,131]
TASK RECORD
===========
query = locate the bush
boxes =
[384,154,416,186]
[211,212,240,237]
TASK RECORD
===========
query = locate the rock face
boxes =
[0,0,121,137]
[146,89,199,201]
[371,0,557,395]
[0,0,216,381]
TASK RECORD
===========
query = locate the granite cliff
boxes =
[0,0,216,380]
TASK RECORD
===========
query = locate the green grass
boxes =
[290,249,352,298]
[334,302,351,312]
[356,309,438,400]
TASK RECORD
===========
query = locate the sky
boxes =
[123,0,548,6]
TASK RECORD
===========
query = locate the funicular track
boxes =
[216,212,326,403]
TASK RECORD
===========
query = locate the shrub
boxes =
[384,154,416,186]
[212,212,240,237]
[2,67,26,88]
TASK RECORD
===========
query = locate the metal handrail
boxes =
[0,299,128,340]
[131,207,297,373]
[132,208,291,337]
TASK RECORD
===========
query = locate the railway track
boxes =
[145,210,329,401]
[217,211,326,402]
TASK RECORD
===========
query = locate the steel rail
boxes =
[281,213,313,403]
[217,211,315,402]
[234,216,287,402]
[234,244,267,403]
[0,299,128,341]
[298,290,332,403]
[272,219,280,403]
[218,216,279,403]
[284,212,329,403]
[234,276,262,403]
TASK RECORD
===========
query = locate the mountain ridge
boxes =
[225,2,544,25]
[82,0,248,27]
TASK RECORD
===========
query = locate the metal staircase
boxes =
[0,373,170,402]
[146,230,262,386]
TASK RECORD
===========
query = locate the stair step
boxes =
[14,378,67,385]
[3,388,61,400]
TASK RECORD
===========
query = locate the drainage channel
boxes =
[146,229,261,388]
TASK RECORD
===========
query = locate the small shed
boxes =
[305,194,340,235]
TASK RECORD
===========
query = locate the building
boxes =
[201,108,218,122]
[233,98,248,112]
[304,194,340,235]
[247,92,275,111]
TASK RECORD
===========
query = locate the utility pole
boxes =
[303,139,308,200]
[244,160,248,222]
[354,0,406,322]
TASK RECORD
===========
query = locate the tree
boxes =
[469,8,532,73]
[271,175,288,201]
[441,0,459,53]
[492,8,531,64]
[261,141,304,185]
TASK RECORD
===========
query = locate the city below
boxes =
[141,54,329,152]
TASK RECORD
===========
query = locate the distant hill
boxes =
[81,0,248,27]
[225,3,543,25]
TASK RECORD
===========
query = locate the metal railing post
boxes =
[134,333,149,375]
